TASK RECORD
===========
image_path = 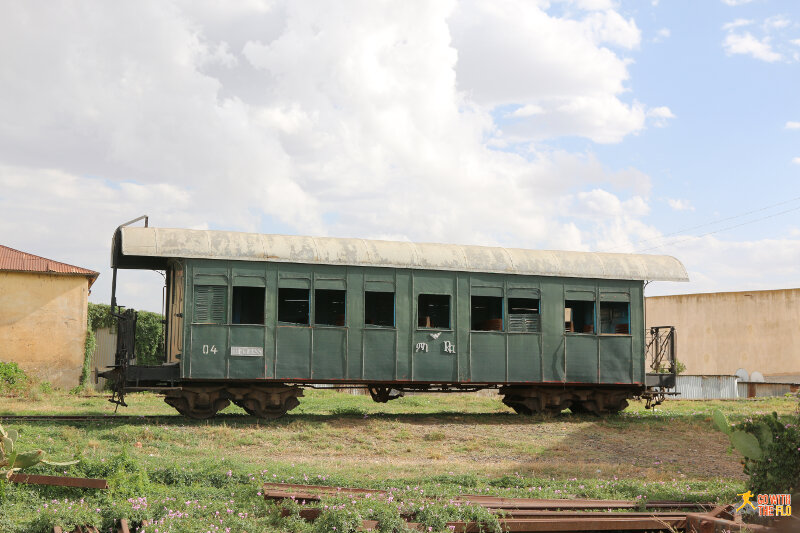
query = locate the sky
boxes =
[0,0,798,313]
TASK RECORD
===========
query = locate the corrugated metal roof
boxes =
[0,245,99,286]
[117,227,689,282]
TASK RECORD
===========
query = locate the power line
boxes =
[602,195,800,253]
[636,203,800,253]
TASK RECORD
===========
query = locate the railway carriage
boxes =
[101,218,687,419]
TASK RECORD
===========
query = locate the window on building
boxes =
[471,296,503,331]
[365,291,394,327]
[565,300,595,334]
[418,294,450,329]
[315,289,346,326]
[507,298,540,333]
[278,288,309,325]
[232,286,265,325]
[600,301,630,334]
[194,285,226,324]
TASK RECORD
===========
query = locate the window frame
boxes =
[416,293,452,330]
[364,290,396,329]
[313,288,347,327]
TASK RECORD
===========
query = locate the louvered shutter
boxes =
[194,285,226,324]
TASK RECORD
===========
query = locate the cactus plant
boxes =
[730,429,763,460]
[711,409,732,435]
[0,424,78,478]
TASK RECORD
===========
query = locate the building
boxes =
[0,245,99,388]
[645,288,800,383]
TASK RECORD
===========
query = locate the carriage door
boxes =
[412,271,458,382]
[188,266,228,378]
[166,263,184,364]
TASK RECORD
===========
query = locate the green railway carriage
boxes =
[103,220,688,419]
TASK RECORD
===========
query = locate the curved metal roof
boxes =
[115,227,689,282]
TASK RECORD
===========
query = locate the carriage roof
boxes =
[113,226,688,282]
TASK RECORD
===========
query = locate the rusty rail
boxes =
[264,482,790,532]
[9,473,108,489]
[262,482,711,511]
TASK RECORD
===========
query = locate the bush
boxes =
[0,362,30,396]
[86,303,165,367]
[713,409,800,494]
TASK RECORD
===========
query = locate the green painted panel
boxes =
[413,270,454,295]
[565,289,595,301]
[470,333,506,382]
[346,269,364,379]
[395,270,411,380]
[565,334,598,383]
[508,287,539,299]
[600,292,630,302]
[264,263,278,378]
[540,281,565,382]
[315,279,346,290]
[599,335,631,383]
[276,326,311,378]
[363,329,396,380]
[229,326,265,379]
[366,280,394,291]
[412,331,457,381]
[232,263,266,287]
[312,328,346,379]
[630,282,645,383]
[456,274,470,381]
[189,325,227,378]
[279,278,311,289]
[471,286,502,297]
[508,334,540,382]
[194,274,228,286]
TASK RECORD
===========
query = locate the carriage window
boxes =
[278,288,309,325]
[508,298,540,333]
[232,286,265,324]
[418,294,450,329]
[315,289,346,326]
[600,301,630,334]
[194,285,226,324]
[565,300,595,334]
[471,296,503,331]
[365,291,395,327]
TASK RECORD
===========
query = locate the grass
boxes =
[0,390,797,532]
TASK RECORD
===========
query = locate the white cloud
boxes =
[722,19,753,31]
[723,32,782,62]
[721,0,756,5]
[764,15,791,30]
[785,121,800,129]
[793,157,800,165]
[509,104,545,117]
[647,106,676,127]
[0,1,664,310]
[653,28,670,42]
[645,236,800,297]
[667,198,694,211]
[449,0,646,143]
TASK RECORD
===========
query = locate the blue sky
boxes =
[0,0,798,311]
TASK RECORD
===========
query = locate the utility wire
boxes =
[602,195,800,253]
[636,203,800,253]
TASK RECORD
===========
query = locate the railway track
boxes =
[0,413,256,422]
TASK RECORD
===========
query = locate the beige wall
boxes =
[0,272,90,388]
[645,289,800,380]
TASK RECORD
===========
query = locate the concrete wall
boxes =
[645,289,800,381]
[0,272,90,388]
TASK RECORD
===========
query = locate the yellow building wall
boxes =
[645,289,800,381]
[0,272,90,388]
